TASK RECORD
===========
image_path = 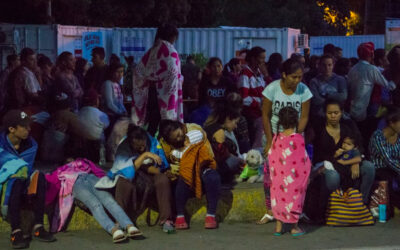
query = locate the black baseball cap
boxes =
[2,109,32,129]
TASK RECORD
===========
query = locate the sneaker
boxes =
[33,226,56,242]
[162,220,176,234]
[11,230,29,249]
[175,216,189,230]
[204,216,217,229]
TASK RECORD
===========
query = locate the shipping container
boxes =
[57,25,113,60]
[0,24,304,70]
[310,35,385,58]
[112,27,302,64]
[0,24,57,70]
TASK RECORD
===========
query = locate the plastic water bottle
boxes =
[378,204,386,223]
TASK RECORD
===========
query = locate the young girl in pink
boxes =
[268,107,311,236]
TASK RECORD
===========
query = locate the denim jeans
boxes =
[72,174,133,233]
[175,169,221,215]
[323,160,375,204]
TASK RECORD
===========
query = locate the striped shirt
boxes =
[369,129,400,174]
[238,65,266,119]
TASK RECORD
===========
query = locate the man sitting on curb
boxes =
[0,110,56,249]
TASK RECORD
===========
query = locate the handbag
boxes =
[326,188,374,226]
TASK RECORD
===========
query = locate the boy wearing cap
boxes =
[0,109,55,249]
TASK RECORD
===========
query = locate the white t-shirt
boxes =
[262,80,313,134]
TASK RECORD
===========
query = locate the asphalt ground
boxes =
[1,218,400,250]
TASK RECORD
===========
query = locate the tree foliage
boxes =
[0,0,386,35]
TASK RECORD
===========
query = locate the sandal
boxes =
[112,229,127,243]
[162,220,176,234]
[291,228,306,237]
[127,225,143,239]
[256,213,274,225]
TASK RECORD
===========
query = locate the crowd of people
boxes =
[0,23,400,248]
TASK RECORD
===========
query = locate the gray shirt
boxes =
[310,73,347,116]
[348,60,396,122]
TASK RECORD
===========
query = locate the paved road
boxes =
[1,219,400,250]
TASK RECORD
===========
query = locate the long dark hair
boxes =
[154,24,179,44]
[281,58,304,76]
[275,107,298,141]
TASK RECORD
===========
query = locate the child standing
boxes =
[268,107,311,236]
[333,135,362,190]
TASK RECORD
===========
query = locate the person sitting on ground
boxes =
[238,46,267,148]
[309,99,375,223]
[55,52,84,112]
[203,101,244,185]
[333,135,362,190]
[6,48,45,110]
[0,110,55,249]
[40,93,89,163]
[226,92,251,154]
[369,106,400,193]
[85,47,108,91]
[96,124,175,233]
[101,63,127,121]
[78,89,110,163]
[309,54,347,118]
[159,119,220,230]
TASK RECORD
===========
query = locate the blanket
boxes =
[131,40,184,126]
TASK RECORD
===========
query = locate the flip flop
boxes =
[291,229,306,237]
[256,213,274,225]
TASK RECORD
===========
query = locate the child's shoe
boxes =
[204,215,218,229]
[175,216,189,230]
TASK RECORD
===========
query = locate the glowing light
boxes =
[317,1,360,36]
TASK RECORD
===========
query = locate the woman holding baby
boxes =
[310,99,375,222]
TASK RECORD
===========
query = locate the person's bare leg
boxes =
[274,220,283,234]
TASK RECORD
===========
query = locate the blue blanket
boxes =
[95,133,169,189]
